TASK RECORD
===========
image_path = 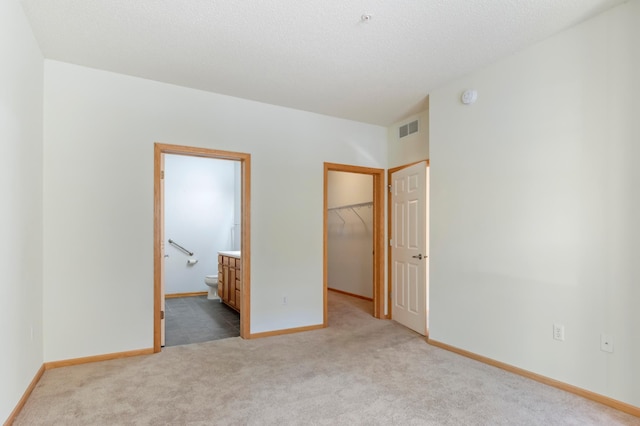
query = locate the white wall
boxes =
[0,0,44,421]
[164,155,236,294]
[429,0,639,407]
[388,108,429,168]
[327,172,373,298]
[327,172,373,209]
[233,162,242,250]
[42,60,387,361]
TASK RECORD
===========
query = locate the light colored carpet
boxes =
[15,292,640,425]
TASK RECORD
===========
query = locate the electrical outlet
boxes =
[553,324,565,341]
[601,334,614,353]
[282,296,287,305]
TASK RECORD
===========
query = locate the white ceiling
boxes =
[21,0,626,126]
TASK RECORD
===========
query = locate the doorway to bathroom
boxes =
[154,143,251,352]
[323,163,385,325]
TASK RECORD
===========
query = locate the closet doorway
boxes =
[323,163,385,325]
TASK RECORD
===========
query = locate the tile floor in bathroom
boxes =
[164,295,240,347]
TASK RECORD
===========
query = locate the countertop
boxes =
[218,250,241,259]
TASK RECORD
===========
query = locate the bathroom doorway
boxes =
[162,154,240,346]
[323,163,385,325]
[154,143,251,352]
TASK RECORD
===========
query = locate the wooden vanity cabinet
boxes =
[218,254,241,312]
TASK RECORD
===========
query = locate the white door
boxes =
[391,161,428,335]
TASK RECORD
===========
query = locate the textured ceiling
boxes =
[22,0,626,125]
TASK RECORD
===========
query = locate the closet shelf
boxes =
[328,201,372,228]
[327,201,373,211]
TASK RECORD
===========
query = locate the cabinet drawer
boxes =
[218,255,223,264]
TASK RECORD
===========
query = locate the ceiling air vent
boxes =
[398,120,419,139]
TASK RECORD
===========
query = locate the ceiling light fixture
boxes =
[361,14,373,22]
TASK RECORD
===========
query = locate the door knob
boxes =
[412,254,424,260]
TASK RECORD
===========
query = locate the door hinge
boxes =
[389,239,393,246]
[388,184,392,192]
[160,310,165,320]
[161,170,165,179]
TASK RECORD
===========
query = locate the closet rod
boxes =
[328,201,372,229]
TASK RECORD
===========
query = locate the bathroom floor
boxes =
[164,295,240,347]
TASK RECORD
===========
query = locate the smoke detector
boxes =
[461,89,478,105]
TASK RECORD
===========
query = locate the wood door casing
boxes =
[154,143,251,351]
[323,163,385,323]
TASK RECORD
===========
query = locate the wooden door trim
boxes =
[154,143,251,352]
[323,162,385,324]
[387,159,429,320]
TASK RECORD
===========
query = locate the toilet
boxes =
[204,275,219,300]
